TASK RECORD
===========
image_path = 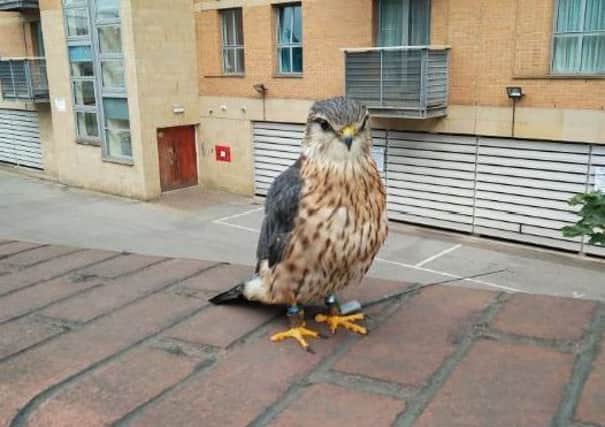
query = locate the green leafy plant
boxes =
[562,191,605,246]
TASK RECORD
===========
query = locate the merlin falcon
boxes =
[210,96,388,350]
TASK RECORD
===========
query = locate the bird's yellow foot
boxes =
[314,312,367,335]
[270,322,319,351]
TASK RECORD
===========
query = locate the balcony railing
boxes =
[0,58,48,102]
[0,0,39,10]
[344,46,450,119]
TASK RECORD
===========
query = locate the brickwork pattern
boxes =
[194,0,605,110]
[0,240,604,426]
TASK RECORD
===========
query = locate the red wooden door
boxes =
[157,126,198,192]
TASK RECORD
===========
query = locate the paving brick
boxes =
[0,245,77,268]
[26,346,199,427]
[576,341,605,425]
[129,320,347,427]
[180,263,254,292]
[493,294,596,341]
[0,317,63,360]
[0,250,117,296]
[0,292,203,424]
[0,276,104,323]
[167,304,278,348]
[269,383,405,427]
[414,340,573,427]
[339,277,415,315]
[78,253,166,279]
[334,286,496,386]
[0,242,41,258]
[41,259,215,322]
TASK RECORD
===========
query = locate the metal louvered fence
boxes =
[344,46,449,119]
[0,58,49,102]
[253,122,604,255]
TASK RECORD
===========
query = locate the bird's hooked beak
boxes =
[340,124,355,151]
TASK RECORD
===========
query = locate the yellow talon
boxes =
[270,322,319,350]
[315,312,367,335]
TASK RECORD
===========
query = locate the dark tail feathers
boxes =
[209,283,245,304]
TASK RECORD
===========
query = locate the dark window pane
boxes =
[279,47,291,72]
[71,62,94,77]
[68,45,92,62]
[234,9,244,44]
[236,48,245,73]
[585,0,605,31]
[63,0,85,6]
[552,35,581,72]
[101,60,125,87]
[292,47,303,72]
[581,34,605,72]
[73,81,96,106]
[65,8,89,37]
[556,0,583,32]
[292,5,302,43]
[222,10,235,45]
[106,129,132,158]
[223,49,235,73]
[277,7,293,44]
[98,25,122,54]
[76,112,98,138]
[97,0,120,20]
[103,97,129,120]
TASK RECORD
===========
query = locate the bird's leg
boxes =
[315,294,367,335]
[270,304,319,351]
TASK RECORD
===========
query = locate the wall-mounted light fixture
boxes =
[506,86,524,138]
[254,83,267,120]
[253,83,267,95]
[506,86,524,99]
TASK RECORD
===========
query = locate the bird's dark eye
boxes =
[316,119,331,131]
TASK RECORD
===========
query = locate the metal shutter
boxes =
[474,137,587,251]
[252,121,386,196]
[253,122,304,196]
[253,123,602,255]
[0,109,43,169]
[386,131,476,232]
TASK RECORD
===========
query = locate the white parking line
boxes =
[375,257,523,293]
[213,207,264,223]
[213,220,261,234]
[414,243,463,267]
[213,218,523,294]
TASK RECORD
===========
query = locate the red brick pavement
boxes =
[0,241,603,427]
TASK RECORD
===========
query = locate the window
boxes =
[552,0,605,74]
[377,0,430,47]
[221,8,245,74]
[63,0,132,161]
[276,4,302,74]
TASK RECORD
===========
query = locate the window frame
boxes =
[275,3,303,75]
[551,0,605,75]
[63,0,133,163]
[220,8,245,75]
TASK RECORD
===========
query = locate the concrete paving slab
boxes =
[426,245,605,300]
[1,169,605,302]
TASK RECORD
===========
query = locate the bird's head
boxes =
[302,97,371,163]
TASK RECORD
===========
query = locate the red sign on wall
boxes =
[215,145,231,162]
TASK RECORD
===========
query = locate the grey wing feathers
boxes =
[255,158,303,273]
